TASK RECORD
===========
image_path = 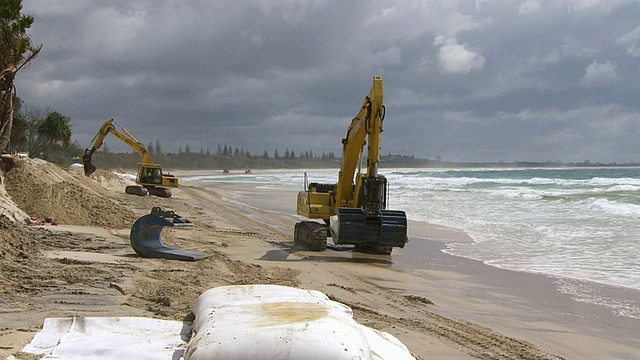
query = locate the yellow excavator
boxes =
[295,76,408,255]
[82,118,178,198]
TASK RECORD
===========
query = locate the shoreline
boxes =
[2,165,638,359]
[199,179,640,359]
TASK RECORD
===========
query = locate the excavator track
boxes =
[125,185,149,196]
[147,187,172,198]
[294,221,328,251]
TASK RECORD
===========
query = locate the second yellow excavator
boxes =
[294,76,408,255]
[82,118,178,198]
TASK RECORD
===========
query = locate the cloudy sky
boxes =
[15,0,640,163]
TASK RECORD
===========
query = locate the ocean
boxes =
[183,167,640,319]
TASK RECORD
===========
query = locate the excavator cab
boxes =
[134,164,173,198]
[138,165,163,185]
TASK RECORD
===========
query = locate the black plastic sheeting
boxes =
[129,213,209,261]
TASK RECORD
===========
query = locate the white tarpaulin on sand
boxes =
[7,317,189,360]
[9,285,414,360]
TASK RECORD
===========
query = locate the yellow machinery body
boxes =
[83,119,178,198]
[294,76,408,255]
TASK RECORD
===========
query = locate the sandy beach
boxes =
[1,162,638,359]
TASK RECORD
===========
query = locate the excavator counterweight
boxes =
[331,208,408,249]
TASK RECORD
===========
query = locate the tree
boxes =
[17,104,46,156]
[217,143,222,155]
[223,145,228,156]
[284,148,290,158]
[7,93,25,151]
[147,141,154,155]
[274,148,279,159]
[233,147,239,157]
[155,139,162,155]
[184,143,191,154]
[37,110,71,159]
[263,150,269,159]
[290,150,295,158]
[0,0,42,151]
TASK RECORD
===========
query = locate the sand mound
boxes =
[90,169,134,192]
[0,169,29,223]
[0,216,37,258]
[2,157,136,228]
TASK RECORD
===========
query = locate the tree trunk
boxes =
[0,88,14,153]
[0,69,17,153]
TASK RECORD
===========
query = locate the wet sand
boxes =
[210,179,640,359]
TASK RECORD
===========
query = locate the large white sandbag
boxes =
[185,284,414,360]
[9,285,415,360]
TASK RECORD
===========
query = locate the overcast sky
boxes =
[15,0,640,163]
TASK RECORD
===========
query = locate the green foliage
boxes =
[10,104,49,156]
[0,0,42,152]
[0,0,36,68]
[77,145,342,172]
[37,110,72,159]
[21,106,46,156]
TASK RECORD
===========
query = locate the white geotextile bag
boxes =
[9,285,414,360]
[185,284,414,360]
[7,317,188,360]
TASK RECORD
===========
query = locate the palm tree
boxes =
[0,0,42,152]
[37,111,71,159]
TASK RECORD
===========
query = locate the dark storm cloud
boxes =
[15,0,640,162]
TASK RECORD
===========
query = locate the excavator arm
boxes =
[335,75,384,208]
[82,118,150,176]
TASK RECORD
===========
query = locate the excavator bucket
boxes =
[129,208,209,261]
[330,207,408,249]
[83,158,96,176]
